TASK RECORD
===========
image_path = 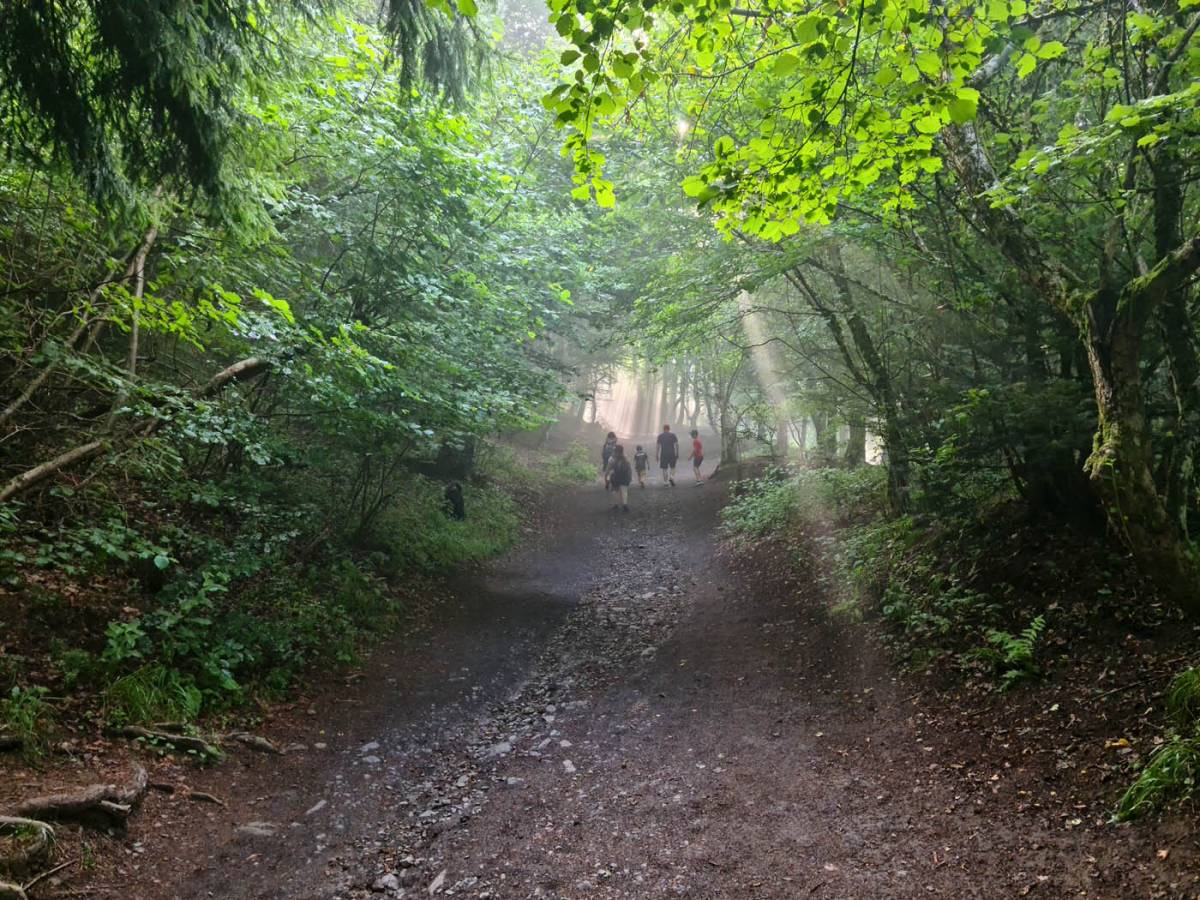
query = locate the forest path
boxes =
[135,472,1175,899]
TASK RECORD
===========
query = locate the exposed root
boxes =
[185,791,225,807]
[11,765,147,829]
[225,732,281,755]
[0,880,28,900]
[0,817,54,876]
[117,726,218,757]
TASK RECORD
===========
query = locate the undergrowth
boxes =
[1116,667,1200,820]
[0,439,572,741]
[723,463,1196,821]
[722,466,1048,689]
[0,686,53,760]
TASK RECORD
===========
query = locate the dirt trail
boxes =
[112,474,1196,898]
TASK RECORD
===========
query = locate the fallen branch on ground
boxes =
[0,735,21,753]
[0,880,27,900]
[12,766,147,828]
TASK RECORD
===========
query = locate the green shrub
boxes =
[720,470,802,539]
[370,475,520,574]
[546,442,597,485]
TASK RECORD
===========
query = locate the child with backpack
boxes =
[633,445,649,488]
[609,445,632,512]
[600,431,617,487]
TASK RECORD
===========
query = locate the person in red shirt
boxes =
[688,429,704,483]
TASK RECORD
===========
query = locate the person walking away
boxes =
[633,445,649,488]
[609,445,632,512]
[600,431,617,487]
[655,424,678,486]
[688,429,704,484]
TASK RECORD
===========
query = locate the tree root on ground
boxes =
[147,783,225,807]
[0,880,27,900]
[0,817,54,878]
[224,732,281,755]
[116,726,219,757]
[10,765,147,829]
[118,725,281,756]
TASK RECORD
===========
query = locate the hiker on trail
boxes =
[601,431,617,487]
[655,424,678,486]
[688,429,704,484]
[609,444,632,512]
[633,445,649,488]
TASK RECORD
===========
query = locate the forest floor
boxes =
[6,472,1200,899]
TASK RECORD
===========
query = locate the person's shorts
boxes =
[694,456,704,466]
[660,456,677,468]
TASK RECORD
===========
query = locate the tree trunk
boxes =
[1152,148,1200,535]
[812,412,836,463]
[843,418,866,467]
[1082,288,1200,610]
[945,113,1200,607]
[719,404,739,466]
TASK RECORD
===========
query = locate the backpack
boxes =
[613,458,632,484]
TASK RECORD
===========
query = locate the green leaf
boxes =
[947,96,977,124]
[915,51,942,77]
[1037,40,1066,60]
[915,114,943,134]
[1016,53,1037,78]
[153,554,170,571]
[773,52,800,77]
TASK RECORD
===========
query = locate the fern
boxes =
[966,615,1046,689]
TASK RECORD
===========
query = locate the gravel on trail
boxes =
[95,476,1198,898]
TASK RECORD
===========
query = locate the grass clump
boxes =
[1115,732,1200,821]
[0,685,53,760]
[1116,666,1200,820]
[104,664,202,727]
[1166,667,1200,727]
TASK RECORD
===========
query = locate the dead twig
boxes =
[185,791,225,807]
[22,857,78,892]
